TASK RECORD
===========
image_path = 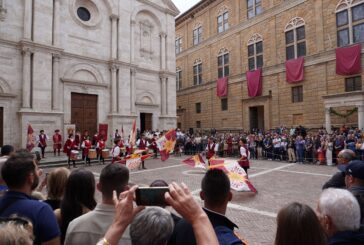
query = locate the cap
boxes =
[338,160,364,180]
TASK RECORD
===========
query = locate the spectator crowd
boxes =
[0,123,364,245]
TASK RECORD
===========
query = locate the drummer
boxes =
[136,135,149,169]
[81,136,92,165]
[63,134,77,168]
[96,135,106,164]
[111,138,122,164]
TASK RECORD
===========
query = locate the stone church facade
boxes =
[0,0,179,147]
[176,0,364,132]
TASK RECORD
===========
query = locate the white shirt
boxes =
[240,146,249,158]
[65,204,131,245]
[112,146,120,157]
[273,138,281,148]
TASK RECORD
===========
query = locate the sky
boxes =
[172,0,201,15]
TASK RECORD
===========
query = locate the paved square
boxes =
[45,156,338,245]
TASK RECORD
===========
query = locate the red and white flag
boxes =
[209,159,257,193]
[125,153,153,170]
[26,124,35,152]
[156,129,177,161]
[182,154,206,169]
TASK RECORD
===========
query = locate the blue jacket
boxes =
[328,230,364,245]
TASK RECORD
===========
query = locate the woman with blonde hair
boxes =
[42,167,70,210]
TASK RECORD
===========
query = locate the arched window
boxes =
[176,68,182,90]
[217,48,229,78]
[336,0,364,47]
[247,34,263,70]
[285,17,306,60]
[193,59,203,85]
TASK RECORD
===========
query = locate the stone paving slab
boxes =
[43,156,338,245]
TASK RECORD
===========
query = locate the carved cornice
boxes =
[61,78,109,88]
[19,39,63,55]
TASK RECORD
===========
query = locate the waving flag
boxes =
[183,154,206,169]
[121,124,124,138]
[125,153,153,170]
[26,124,35,152]
[156,129,177,161]
[129,119,136,147]
[209,159,257,193]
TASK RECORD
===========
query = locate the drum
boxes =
[101,149,110,159]
[70,150,79,160]
[88,149,97,159]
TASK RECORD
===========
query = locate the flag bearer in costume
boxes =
[64,134,78,168]
[53,129,62,156]
[206,137,216,165]
[238,138,250,175]
[150,134,158,159]
[38,130,48,158]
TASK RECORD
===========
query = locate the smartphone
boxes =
[135,187,170,206]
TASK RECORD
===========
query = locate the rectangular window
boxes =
[285,26,306,60]
[176,70,182,90]
[196,121,201,128]
[292,86,303,103]
[221,98,228,111]
[218,53,229,78]
[345,76,362,92]
[193,63,203,85]
[193,27,202,45]
[247,0,262,19]
[175,38,182,54]
[195,103,201,113]
[248,41,263,70]
[337,28,350,47]
[217,12,229,33]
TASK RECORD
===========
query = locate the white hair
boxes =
[319,188,360,231]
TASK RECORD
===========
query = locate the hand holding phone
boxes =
[135,187,170,206]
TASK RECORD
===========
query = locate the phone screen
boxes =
[135,187,170,206]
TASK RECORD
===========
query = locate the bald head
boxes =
[338,149,355,164]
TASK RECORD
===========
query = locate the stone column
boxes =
[52,55,60,110]
[22,48,31,108]
[358,105,364,131]
[160,32,166,70]
[23,0,33,39]
[130,68,136,113]
[325,107,331,133]
[110,15,118,60]
[160,76,167,115]
[53,0,60,46]
[130,21,136,63]
[110,64,118,113]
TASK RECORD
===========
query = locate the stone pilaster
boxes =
[23,0,33,39]
[22,48,32,108]
[52,55,60,110]
[110,15,119,60]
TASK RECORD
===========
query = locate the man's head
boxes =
[200,169,231,213]
[317,188,360,238]
[130,207,174,245]
[1,151,39,193]
[339,160,364,188]
[337,149,355,165]
[97,164,129,201]
[1,145,14,156]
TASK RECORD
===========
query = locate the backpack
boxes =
[214,226,248,245]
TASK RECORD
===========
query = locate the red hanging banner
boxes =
[98,124,108,141]
[285,57,304,83]
[216,77,228,97]
[336,44,362,76]
[246,69,262,97]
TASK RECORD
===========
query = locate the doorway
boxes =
[71,93,98,136]
[249,106,264,130]
[140,113,152,132]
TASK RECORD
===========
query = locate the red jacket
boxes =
[82,140,92,156]
[63,139,77,156]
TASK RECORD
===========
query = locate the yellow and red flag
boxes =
[156,129,177,161]
[182,154,206,169]
[125,153,153,170]
[209,159,257,193]
[129,119,136,147]
[26,124,35,152]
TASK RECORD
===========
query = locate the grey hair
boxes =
[339,149,355,162]
[130,207,174,245]
[318,188,360,231]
